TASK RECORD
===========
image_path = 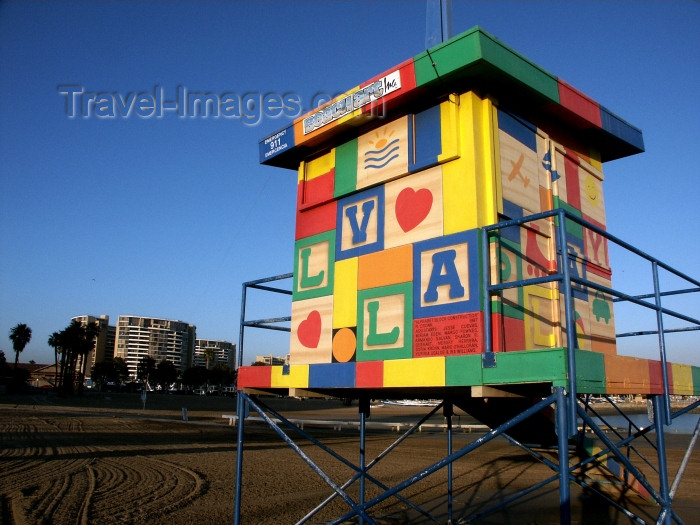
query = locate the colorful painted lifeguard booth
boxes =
[235,26,699,525]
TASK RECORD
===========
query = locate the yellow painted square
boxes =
[384,357,445,387]
[300,149,336,183]
[271,365,309,389]
[523,285,558,349]
[671,363,693,395]
[333,258,358,328]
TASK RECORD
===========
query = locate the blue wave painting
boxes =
[363,138,400,170]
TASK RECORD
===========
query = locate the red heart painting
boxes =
[395,187,433,232]
[297,310,321,348]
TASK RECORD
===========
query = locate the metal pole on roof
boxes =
[426,0,453,48]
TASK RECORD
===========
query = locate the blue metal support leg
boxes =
[233,392,246,525]
[652,395,672,525]
[444,401,453,524]
[556,387,571,525]
[359,397,370,525]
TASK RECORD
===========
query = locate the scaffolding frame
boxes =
[234,210,699,524]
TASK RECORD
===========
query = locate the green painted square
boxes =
[490,236,525,320]
[357,282,413,361]
[692,366,700,396]
[334,139,357,198]
[482,348,568,386]
[414,27,559,104]
[445,354,483,386]
[575,349,606,394]
[478,32,559,104]
[553,198,583,240]
[292,230,335,301]
[414,27,483,87]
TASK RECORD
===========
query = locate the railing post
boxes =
[651,261,672,425]
[555,387,571,525]
[556,209,578,436]
[482,228,496,368]
[652,394,672,525]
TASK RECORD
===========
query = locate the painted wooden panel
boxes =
[357,283,413,361]
[308,362,355,388]
[413,311,483,357]
[445,354,482,386]
[357,244,413,290]
[293,230,335,300]
[356,116,409,190]
[334,138,358,198]
[482,348,568,386]
[336,186,384,260]
[356,360,383,388]
[333,257,358,328]
[237,365,271,389]
[498,123,540,214]
[271,364,309,388]
[671,363,694,395]
[295,200,337,240]
[301,149,335,182]
[579,159,606,225]
[413,229,481,319]
[384,356,445,387]
[605,355,651,394]
[408,104,442,172]
[290,295,334,365]
[491,313,526,352]
[384,165,443,249]
[523,285,559,349]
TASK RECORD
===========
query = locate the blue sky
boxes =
[1,1,698,366]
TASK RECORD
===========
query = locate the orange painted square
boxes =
[357,244,413,290]
[605,355,651,394]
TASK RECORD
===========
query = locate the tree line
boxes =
[6,320,236,396]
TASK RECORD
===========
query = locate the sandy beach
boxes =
[1,392,697,524]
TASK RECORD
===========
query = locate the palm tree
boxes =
[48,331,64,389]
[9,323,32,370]
[203,346,216,370]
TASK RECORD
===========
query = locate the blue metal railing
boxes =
[481,208,700,432]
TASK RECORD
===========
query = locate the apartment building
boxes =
[72,314,116,370]
[193,339,236,369]
[114,315,196,379]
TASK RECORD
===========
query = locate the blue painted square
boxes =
[409,104,442,172]
[308,363,355,388]
[498,109,537,151]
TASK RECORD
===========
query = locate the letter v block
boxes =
[414,229,481,318]
[336,186,384,260]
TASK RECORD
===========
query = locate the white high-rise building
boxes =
[193,339,236,369]
[114,316,196,379]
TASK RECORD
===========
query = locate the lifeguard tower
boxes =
[234,25,699,525]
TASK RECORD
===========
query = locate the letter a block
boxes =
[413,229,481,318]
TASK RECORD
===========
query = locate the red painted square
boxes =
[237,366,272,388]
[295,200,337,239]
[413,312,483,357]
[558,80,602,128]
[298,170,335,210]
[356,361,383,388]
[492,313,526,352]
